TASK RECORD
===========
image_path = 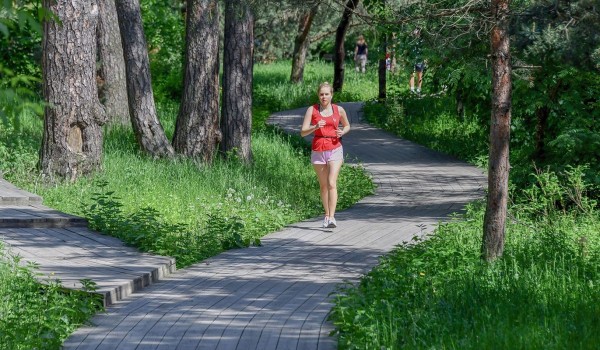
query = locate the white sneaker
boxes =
[322,216,329,228]
[327,217,337,228]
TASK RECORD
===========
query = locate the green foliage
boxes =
[331,168,600,350]
[0,245,103,350]
[140,0,185,102]
[82,181,215,267]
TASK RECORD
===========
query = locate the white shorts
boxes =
[311,146,344,165]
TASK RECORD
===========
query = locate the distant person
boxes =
[409,59,427,94]
[354,35,368,73]
[300,82,351,228]
[408,28,426,94]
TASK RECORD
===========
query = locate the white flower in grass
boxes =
[236,197,242,203]
[277,200,283,207]
[246,195,253,201]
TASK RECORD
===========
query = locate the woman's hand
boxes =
[316,120,326,129]
[336,128,344,137]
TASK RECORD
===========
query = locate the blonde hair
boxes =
[317,81,333,94]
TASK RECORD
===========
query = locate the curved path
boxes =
[64,102,486,349]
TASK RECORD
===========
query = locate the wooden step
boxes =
[0,204,88,228]
[0,178,43,205]
[0,226,176,307]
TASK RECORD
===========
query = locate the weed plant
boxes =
[0,244,103,350]
[330,169,600,349]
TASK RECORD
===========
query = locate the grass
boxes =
[0,60,377,348]
[330,198,600,349]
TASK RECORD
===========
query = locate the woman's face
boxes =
[318,87,333,106]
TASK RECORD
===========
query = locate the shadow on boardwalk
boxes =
[63,102,486,350]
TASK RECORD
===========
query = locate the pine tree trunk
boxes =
[221,0,253,163]
[97,0,129,125]
[172,0,221,162]
[333,0,359,92]
[290,4,318,83]
[40,0,107,181]
[115,0,174,157]
[483,0,512,261]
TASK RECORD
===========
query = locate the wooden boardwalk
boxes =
[1,102,486,349]
[0,181,176,307]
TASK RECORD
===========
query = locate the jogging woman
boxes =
[300,82,351,228]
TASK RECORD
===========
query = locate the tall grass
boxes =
[331,197,600,349]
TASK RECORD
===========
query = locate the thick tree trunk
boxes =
[290,4,318,83]
[172,0,221,162]
[221,0,253,163]
[333,0,360,92]
[40,0,107,181]
[97,0,129,125]
[482,0,512,261]
[115,0,174,157]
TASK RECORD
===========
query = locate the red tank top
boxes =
[311,104,342,152]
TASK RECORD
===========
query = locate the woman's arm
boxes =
[301,106,324,137]
[336,106,351,137]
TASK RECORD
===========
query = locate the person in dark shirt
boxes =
[354,35,368,73]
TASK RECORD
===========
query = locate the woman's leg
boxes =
[326,159,344,218]
[313,164,330,217]
[416,70,423,90]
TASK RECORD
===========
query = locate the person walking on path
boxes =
[301,82,351,228]
[354,35,368,73]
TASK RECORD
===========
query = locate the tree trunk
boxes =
[290,4,319,83]
[97,0,129,125]
[378,32,387,100]
[482,0,512,262]
[172,0,221,162]
[221,0,254,163]
[40,0,107,181]
[115,0,174,157]
[333,0,360,92]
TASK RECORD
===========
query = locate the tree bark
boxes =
[172,0,221,162]
[482,0,512,261]
[333,0,360,92]
[290,4,319,83]
[97,0,129,125]
[40,0,107,181]
[115,0,174,157]
[221,0,253,163]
